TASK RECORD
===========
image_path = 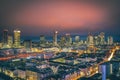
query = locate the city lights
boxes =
[0,29,120,80]
[0,0,120,80]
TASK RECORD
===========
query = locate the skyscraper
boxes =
[75,36,80,43]
[94,36,99,45]
[40,35,46,47]
[24,40,32,49]
[60,36,66,47]
[8,35,13,47]
[99,32,105,45]
[65,33,72,46]
[53,31,58,46]
[3,29,8,45]
[107,36,113,45]
[87,33,94,46]
[14,29,21,48]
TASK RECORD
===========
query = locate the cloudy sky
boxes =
[0,0,120,36]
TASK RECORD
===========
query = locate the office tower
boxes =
[99,32,105,45]
[8,35,13,47]
[94,36,98,45]
[87,33,94,46]
[24,40,32,49]
[3,29,8,45]
[69,37,72,44]
[66,33,70,42]
[65,33,72,46]
[40,35,46,43]
[14,29,21,48]
[53,31,58,46]
[60,36,66,47]
[80,40,84,44]
[107,36,113,45]
[40,35,46,47]
[75,36,80,43]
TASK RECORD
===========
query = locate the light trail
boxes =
[108,50,115,61]
[0,46,119,80]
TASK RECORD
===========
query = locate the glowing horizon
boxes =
[0,0,120,36]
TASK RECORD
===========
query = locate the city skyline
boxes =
[0,1,120,80]
[0,29,119,80]
[0,29,120,43]
[0,29,115,48]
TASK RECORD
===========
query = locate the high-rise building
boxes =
[60,36,66,47]
[3,29,8,45]
[65,33,72,46]
[65,33,70,42]
[24,40,32,49]
[40,35,46,43]
[99,32,105,45]
[94,36,98,45]
[107,36,113,45]
[75,36,80,43]
[40,35,46,47]
[8,35,13,47]
[87,33,94,46]
[53,31,58,46]
[14,29,21,48]
[69,37,72,44]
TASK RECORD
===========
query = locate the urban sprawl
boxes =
[0,29,120,80]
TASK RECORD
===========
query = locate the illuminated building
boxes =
[14,29,21,48]
[3,29,8,45]
[107,36,113,45]
[40,35,46,47]
[26,70,38,80]
[70,37,72,44]
[24,40,32,49]
[99,32,105,45]
[4,69,14,77]
[13,69,26,79]
[65,33,72,46]
[75,36,80,43]
[60,36,66,47]
[110,64,112,74]
[99,62,120,80]
[26,68,53,80]
[94,36,99,45]
[80,40,84,44]
[87,33,94,46]
[66,33,70,43]
[8,35,13,47]
[53,31,58,46]
[101,65,106,80]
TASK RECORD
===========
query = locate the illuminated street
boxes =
[0,0,120,80]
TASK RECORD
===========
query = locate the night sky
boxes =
[0,0,120,36]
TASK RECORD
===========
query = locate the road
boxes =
[0,46,120,80]
[73,46,120,80]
